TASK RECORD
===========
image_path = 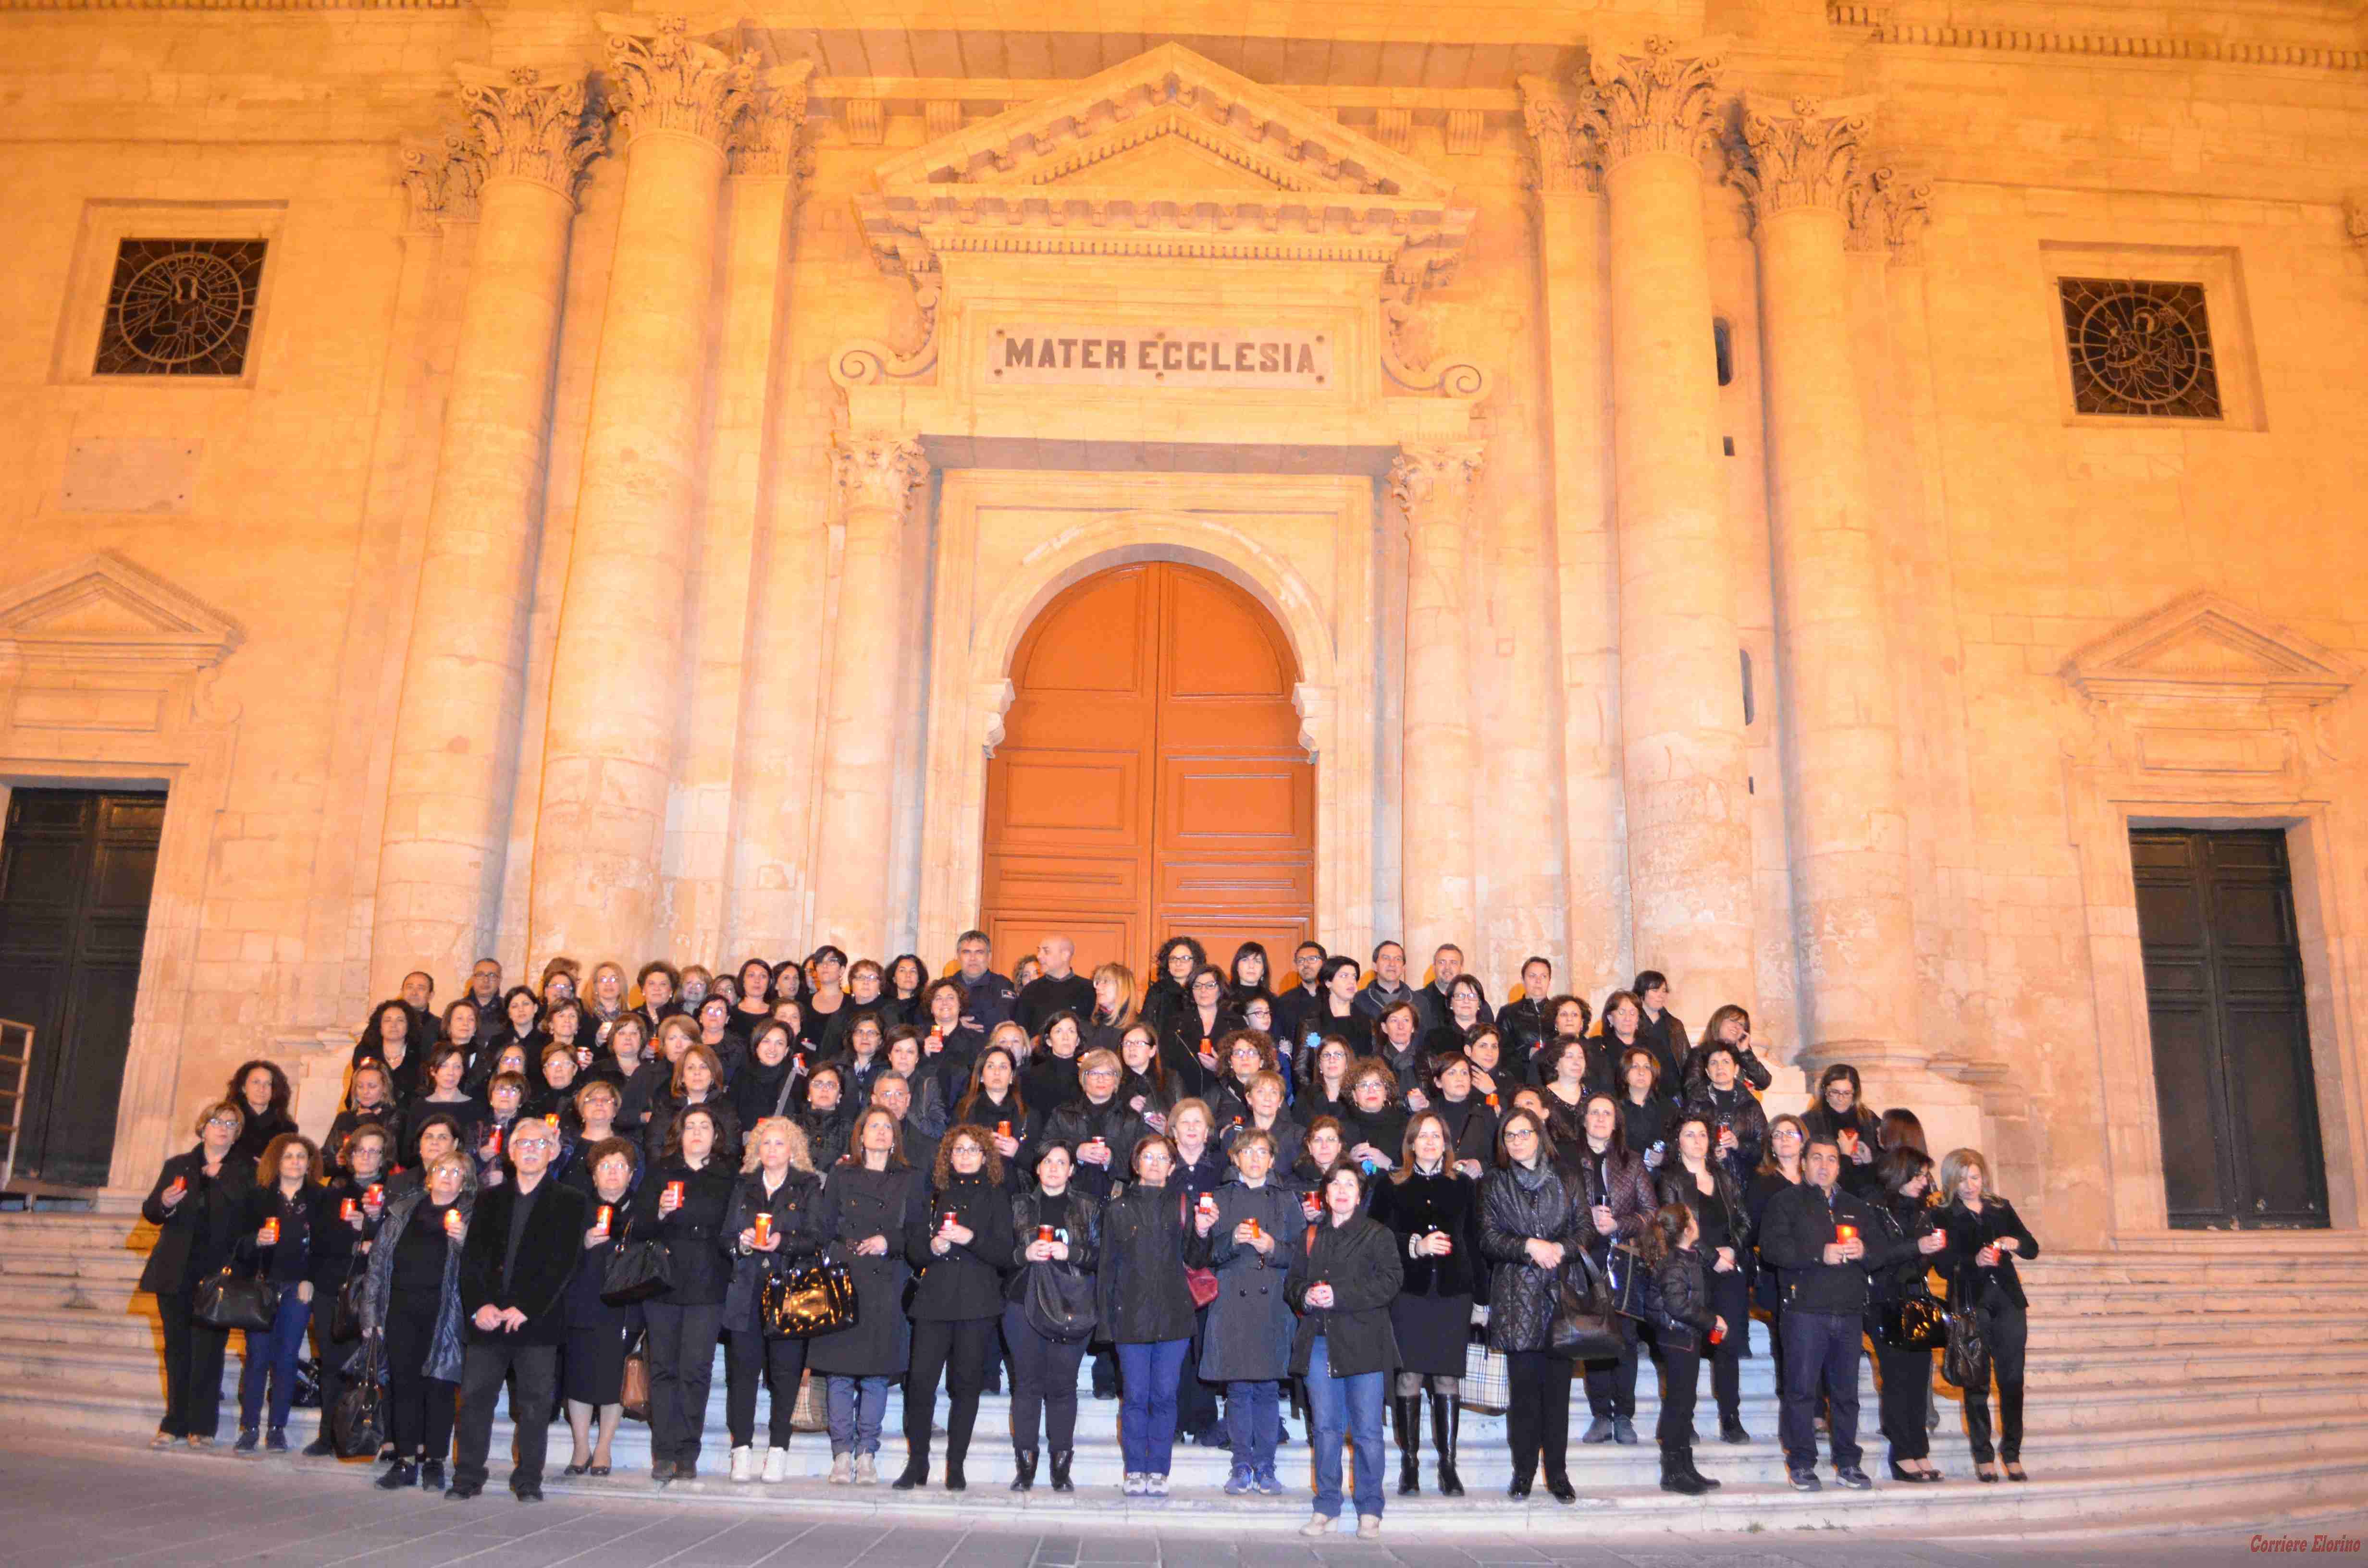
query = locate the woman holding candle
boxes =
[1369,1110,1482,1497]
[1868,1146,1952,1482]
[633,1103,736,1482]
[139,1099,256,1448]
[232,1133,326,1453]
[721,1116,829,1482]
[1288,1164,1405,1539]
[359,1149,476,1489]
[1938,1147,2041,1482]
[1099,1134,1217,1496]
[1200,1127,1306,1496]
[1479,1108,1587,1501]
[1006,1142,1100,1491]
[894,1124,1013,1491]
[809,1106,926,1484]
[560,1137,639,1478]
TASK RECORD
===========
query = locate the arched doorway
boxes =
[980,561,1315,981]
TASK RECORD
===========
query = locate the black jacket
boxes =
[239,1181,327,1286]
[1007,1187,1101,1306]
[1040,1095,1145,1202]
[457,1175,589,1345]
[1651,1245,1717,1353]
[1866,1189,1941,1307]
[1287,1212,1404,1378]
[1096,1182,1212,1345]
[907,1174,1012,1321]
[1757,1179,1918,1316]
[719,1166,829,1331]
[1684,1083,1769,1187]
[1938,1196,2040,1310]
[1368,1165,1484,1300]
[1479,1160,1587,1353]
[1800,1102,1886,1198]
[806,1161,925,1377]
[1679,1039,1773,1097]
[137,1149,254,1296]
[227,1106,299,1172]
[1431,1092,1500,1169]
[631,1157,737,1306]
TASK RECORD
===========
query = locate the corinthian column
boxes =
[1737,98,1952,1111]
[372,66,601,997]
[808,433,928,961]
[528,15,755,966]
[1582,37,1755,1008]
[1390,443,1485,961]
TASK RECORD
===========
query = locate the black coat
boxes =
[1653,1160,1753,1264]
[1369,1166,1484,1301]
[1006,1187,1101,1306]
[1866,1189,1941,1307]
[1800,1102,1886,1198]
[631,1157,736,1306]
[719,1166,829,1331]
[1159,1011,1235,1102]
[1096,1182,1212,1345]
[1684,1083,1769,1188]
[227,1105,298,1172]
[1651,1245,1717,1353]
[137,1149,254,1296]
[806,1162,925,1376]
[1287,1212,1404,1378]
[1431,1093,1500,1169]
[1199,1177,1307,1382]
[1938,1196,2041,1310]
[1758,1180,1917,1317]
[1571,1142,1657,1258]
[640,1093,742,1175]
[1479,1160,1587,1353]
[1040,1095,1145,1202]
[457,1176,589,1345]
[907,1174,1012,1322]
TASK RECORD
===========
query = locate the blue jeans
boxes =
[1226,1379,1280,1473]
[238,1286,310,1433]
[1779,1309,1863,1472]
[827,1374,889,1457]
[1303,1335,1386,1520]
[1117,1338,1190,1475]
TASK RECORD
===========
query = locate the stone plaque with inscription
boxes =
[986,325,1332,390]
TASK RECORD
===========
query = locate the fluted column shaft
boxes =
[810,433,927,961]
[373,67,599,997]
[1392,444,1485,958]
[1586,38,1755,1007]
[1742,97,1920,1074]
[528,17,754,966]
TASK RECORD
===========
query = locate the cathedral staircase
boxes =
[0,1210,2362,1537]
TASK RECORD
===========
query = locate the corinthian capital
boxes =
[401,132,481,230]
[1517,74,1599,196]
[602,13,759,152]
[1732,94,1875,223]
[732,60,817,177]
[1846,165,1934,262]
[1388,443,1485,521]
[832,432,928,517]
[1582,36,1729,172]
[456,65,604,203]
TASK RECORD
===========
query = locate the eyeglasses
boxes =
[206,1115,242,1130]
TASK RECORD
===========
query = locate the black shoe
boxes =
[514,1483,544,1503]
[651,1460,675,1483]
[265,1428,289,1453]
[444,1483,481,1500]
[1011,1448,1037,1492]
[1681,1450,1721,1491]
[675,1460,698,1482]
[1836,1466,1873,1490]
[1391,1394,1421,1496]
[1428,1392,1463,1498]
[1048,1450,1073,1493]
[944,1457,967,1493]
[1889,1461,1933,1483]
[1788,1469,1822,1492]
[302,1435,336,1458]
[419,1460,445,1491]
[1660,1454,1709,1496]
[1719,1418,1751,1445]
[891,1459,928,1491]
[1544,1473,1577,1504]
[1506,1475,1532,1499]
[376,1460,418,1491]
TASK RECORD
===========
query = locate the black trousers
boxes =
[1874,1340,1932,1462]
[1178,1303,1220,1438]
[1964,1293,2029,1464]
[724,1326,809,1448]
[905,1316,993,1466]
[1003,1302,1087,1452]
[453,1339,556,1492]
[307,1289,348,1434]
[643,1301,725,1466]
[154,1290,230,1439]
[1655,1341,1702,1450]
[1704,1267,1750,1421]
[1505,1349,1575,1483]
[383,1295,456,1460]
[1581,1313,1639,1418]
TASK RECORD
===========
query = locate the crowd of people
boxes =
[136,931,2041,1535]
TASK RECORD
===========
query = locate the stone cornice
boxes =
[1827,2,2368,71]
[600,13,758,154]
[1582,36,1731,173]
[456,64,604,205]
[1731,94,1875,223]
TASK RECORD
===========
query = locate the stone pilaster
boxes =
[809,432,929,962]
[526,16,757,968]
[371,65,600,998]
[1582,37,1757,1010]
[1390,442,1485,961]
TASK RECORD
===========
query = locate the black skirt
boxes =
[565,1323,633,1405]
[1389,1290,1471,1377]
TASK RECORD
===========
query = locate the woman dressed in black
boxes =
[561,1137,639,1478]
[1478,1108,1588,1502]
[1867,1146,1952,1482]
[720,1115,830,1482]
[1367,1110,1482,1497]
[223,1060,297,1170]
[810,1106,927,1485]
[895,1124,1014,1491]
[1006,1142,1100,1492]
[360,1149,474,1490]
[1937,1147,2041,1482]
[1653,1113,1754,1446]
[138,1099,256,1448]
[633,1103,736,1483]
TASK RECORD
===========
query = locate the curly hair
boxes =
[931,1122,1006,1191]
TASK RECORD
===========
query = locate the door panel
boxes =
[2132,828,2328,1229]
[983,561,1314,988]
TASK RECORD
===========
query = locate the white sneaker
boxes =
[1356,1516,1381,1541]
[1146,1473,1169,1496]
[828,1452,852,1484]
[729,1446,754,1483]
[852,1452,878,1485]
[1299,1516,1333,1538]
[1123,1472,1146,1495]
[762,1446,789,1483]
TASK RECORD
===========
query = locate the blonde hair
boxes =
[1168,1097,1214,1140]
[1090,962,1136,1027]
[1077,1048,1122,1078]
[741,1115,814,1175]
[427,1151,479,1197]
[1938,1147,1995,1205]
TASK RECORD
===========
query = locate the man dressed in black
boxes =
[1014,934,1095,1036]
[448,1116,589,1501]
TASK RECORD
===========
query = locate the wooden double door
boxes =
[981,562,1315,982]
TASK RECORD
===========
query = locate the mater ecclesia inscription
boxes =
[987,325,1332,389]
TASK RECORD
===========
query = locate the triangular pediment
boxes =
[1041,125,1290,192]
[2064,590,2359,704]
[0,551,244,671]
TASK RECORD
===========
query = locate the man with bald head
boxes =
[1015,933,1095,1036]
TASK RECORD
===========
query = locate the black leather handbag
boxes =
[759,1257,859,1338]
[1606,1241,1653,1321]
[329,1265,367,1343]
[1022,1262,1098,1344]
[1547,1249,1624,1361]
[600,1237,674,1306]
[1871,1294,1949,1352]
[331,1338,387,1458]
[193,1267,280,1333]
[1941,1305,1991,1387]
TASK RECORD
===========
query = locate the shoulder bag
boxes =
[759,1254,860,1338]
[330,1262,368,1344]
[1940,1301,1990,1387]
[1871,1294,1949,1351]
[1606,1240,1653,1321]
[193,1266,279,1333]
[1180,1189,1219,1308]
[1023,1258,1098,1343]
[1547,1247,1624,1361]
[331,1337,388,1458]
[600,1234,675,1306]
[620,1332,652,1422]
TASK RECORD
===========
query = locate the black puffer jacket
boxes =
[1651,1244,1716,1353]
[1479,1159,1587,1353]
[1007,1187,1101,1304]
[1286,1212,1405,1378]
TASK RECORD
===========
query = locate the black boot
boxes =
[1048,1449,1074,1493]
[1428,1391,1464,1498]
[1391,1395,1421,1496]
[1660,1447,1709,1496]
[944,1456,966,1493]
[1683,1448,1722,1491]
[891,1455,929,1491]
[377,1459,418,1491]
[1011,1448,1037,1492]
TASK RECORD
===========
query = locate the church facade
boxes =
[2,0,2366,1248]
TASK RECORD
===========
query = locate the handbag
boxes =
[1023,1261,1098,1343]
[193,1267,280,1333]
[329,1265,367,1344]
[1460,1320,1510,1413]
[759,1256,859,1338]
[331,1338,388,1458]
[1547,1248,1624,1361]
[291,1355,322,1409]
[1941,1305,1990,1388]
[1606,1241,1653,1321]
[620,1333,652,1422]
[600,1237,674,1306]
[1872,1294,1949,1352]
[1181,1189,1219,1308]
